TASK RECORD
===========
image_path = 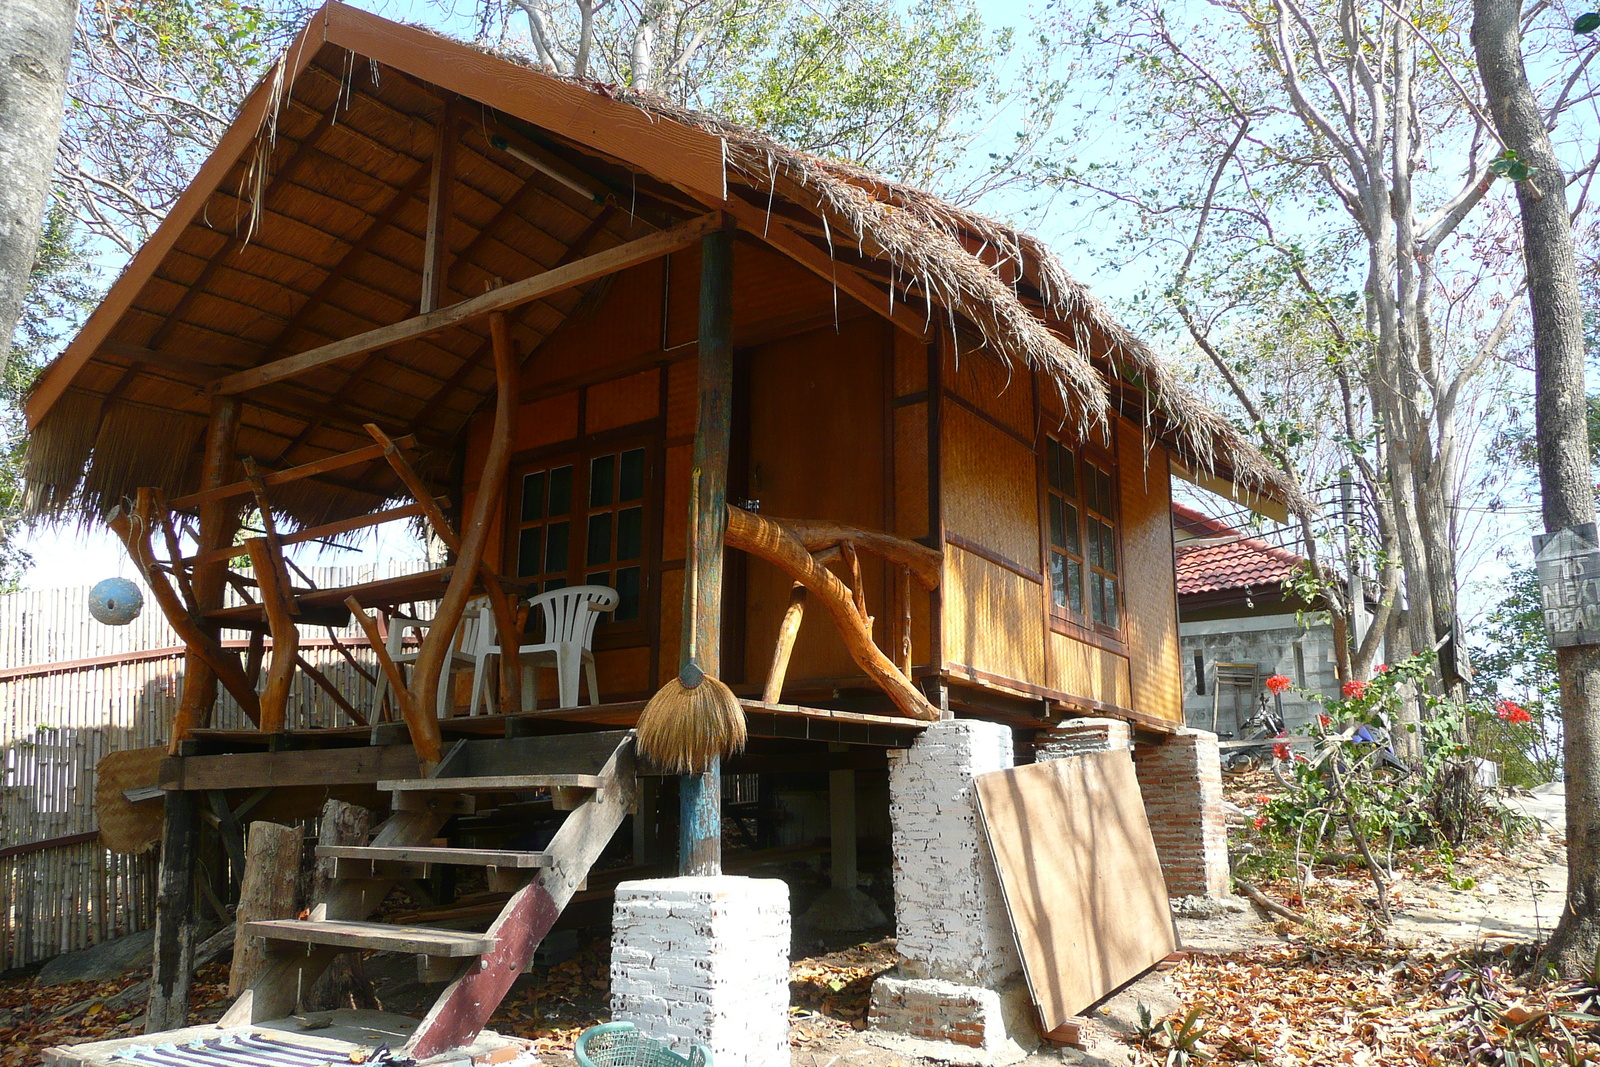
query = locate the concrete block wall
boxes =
[1133,728,1231,898]
[611,877,790,1067]
[1034,717,1131,760]
[886,719,1020,984]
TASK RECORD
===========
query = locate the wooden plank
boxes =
[160,746,422,791]
[215,214,720,395]
[379,773,605,792]
[321,4,726,200]
[973,752,1176,1031]
[316,845,554,868]
[170,438,413,511]
[404,738,638,1057]
[247,918,494,956]
[420,101,457,315]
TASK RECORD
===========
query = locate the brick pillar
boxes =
[611,877,790,1067]
[1033,716,1130,761]
[1133,728,1230,899]
[869,720,1033,1058]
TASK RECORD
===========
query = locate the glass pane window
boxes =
[582,446,649,621]
[514,463,574,592]
[1045,437,1119,631]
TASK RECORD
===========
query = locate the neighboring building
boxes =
[1173,503,1345,736]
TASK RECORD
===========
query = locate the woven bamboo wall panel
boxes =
[892,403,929,543]
[664,237,837,347]
[513,391,580,452]
[743,318,887,686]
[0,562,427,968]
[1116,422,1183,723]
[586,368,660,434]
[944,349,1034,436]
[941,404,1041,569]
[944,546,1046,683]
[657,567,685,684]
[893,327,927,396]
[523,261,664,391]
[1050,630,1133,709]
[666,359,698,440]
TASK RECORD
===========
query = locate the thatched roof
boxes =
[22,1,1303,529]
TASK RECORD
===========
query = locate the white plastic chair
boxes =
[467,585,618,713]
[372,600,489,718]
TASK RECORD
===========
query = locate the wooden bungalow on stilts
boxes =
[22,4,1302,1061]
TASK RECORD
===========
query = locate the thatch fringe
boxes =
[79,402,207,517]
[22,388,101,519]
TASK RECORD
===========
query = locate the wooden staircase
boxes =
[220,730,638,1059]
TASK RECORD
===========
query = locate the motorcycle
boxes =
[1221,698,1290,778]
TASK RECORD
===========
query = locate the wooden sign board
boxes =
[1534,524,1600,648]
[974,752,1176,1033]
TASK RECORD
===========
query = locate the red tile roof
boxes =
[1173,503,1305,597]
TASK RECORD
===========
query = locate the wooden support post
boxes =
[147,791,198,1032]
[306,800,378,1012]
[229,820,303,998]
[172,396,241,747]
[679,225,734,877]
[763,584,807,704]
[830,749,858,895]
[111,494,262,726]
[420,101,456,315]
[899,563,913,677]
[364,422,521,714]
[246,537,297,734]
[407,311,519,765]
[347,596,416,728]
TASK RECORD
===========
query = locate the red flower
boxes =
[1375,663,1390,673]
[1294,754,1309,763]
[1273,742,1291,761]
[1341,679,1369,699]
[1265,674,1292,694]
[1253,815,1267,829]
[1317,713,1331,728]
[1256,794,1270,805]
[1496,699,1533,725]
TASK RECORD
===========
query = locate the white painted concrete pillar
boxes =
[610,876,790,1067]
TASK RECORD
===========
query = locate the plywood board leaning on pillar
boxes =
[973,752,1176,1033]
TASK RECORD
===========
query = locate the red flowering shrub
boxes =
[1273,742,1291,761]
[1265,674,1292,694]
[1341,679,1369,699]
[1496,699,1533,725]
[1317,713,1331,728]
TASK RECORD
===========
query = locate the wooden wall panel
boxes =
[942,405,1041,573]
[893,403,932,669]
[522,260,663,394]
[1050,631,1133,710]
[666,358,697,439]
[893,328,927,396]
[514,392,580,452]
[662,442,692,562]
[665,237,838,349]
[658,567,684,684]
[1117,422,1183,723]
[945,350,1033,436]
[945,547,1046,683]
[743,317,887,687]
[586,368,659,433]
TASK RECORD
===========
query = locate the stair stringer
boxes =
[218,810,452,1026]
[404,735,638,1058]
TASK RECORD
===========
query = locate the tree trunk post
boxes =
[147,791,198,1032]
[306,800,378,1011]
[171,396,241,748]
[1474,0,1600,972]
[679,224,734,877]
[229,820,304,998]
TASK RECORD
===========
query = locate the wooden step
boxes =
[247,918,494,956]
[378,773,606,793]
[316,845,554,868]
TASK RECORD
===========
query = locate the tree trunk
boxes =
[305,801,379,1012]
[229,821,303,998]
[0,0,73,375]
[1474,0,1600,975]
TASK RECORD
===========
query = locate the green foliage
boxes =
[1491,149,1539,182]
[1134,1002,1211,1066]
[1470,568,1564,787]
[1575,11,1600,34]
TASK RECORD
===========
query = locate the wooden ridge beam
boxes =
[215,213,721,396]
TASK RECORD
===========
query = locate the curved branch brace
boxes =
[759,515,942,589]
[725,505,941,722]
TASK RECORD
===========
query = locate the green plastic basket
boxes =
[575,1022,711,1067]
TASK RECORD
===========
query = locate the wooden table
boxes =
[205,567,466,632]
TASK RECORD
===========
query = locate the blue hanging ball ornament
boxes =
[89,577,144,626]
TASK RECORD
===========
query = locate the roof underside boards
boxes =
[27,39,719,528]
[23,2,1302,533]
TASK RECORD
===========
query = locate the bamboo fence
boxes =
[0,559,428,968]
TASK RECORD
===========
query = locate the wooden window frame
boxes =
[506,423,663,643]
[1038,429,1127,650]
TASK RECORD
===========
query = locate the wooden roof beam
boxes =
[214,212,722,395]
